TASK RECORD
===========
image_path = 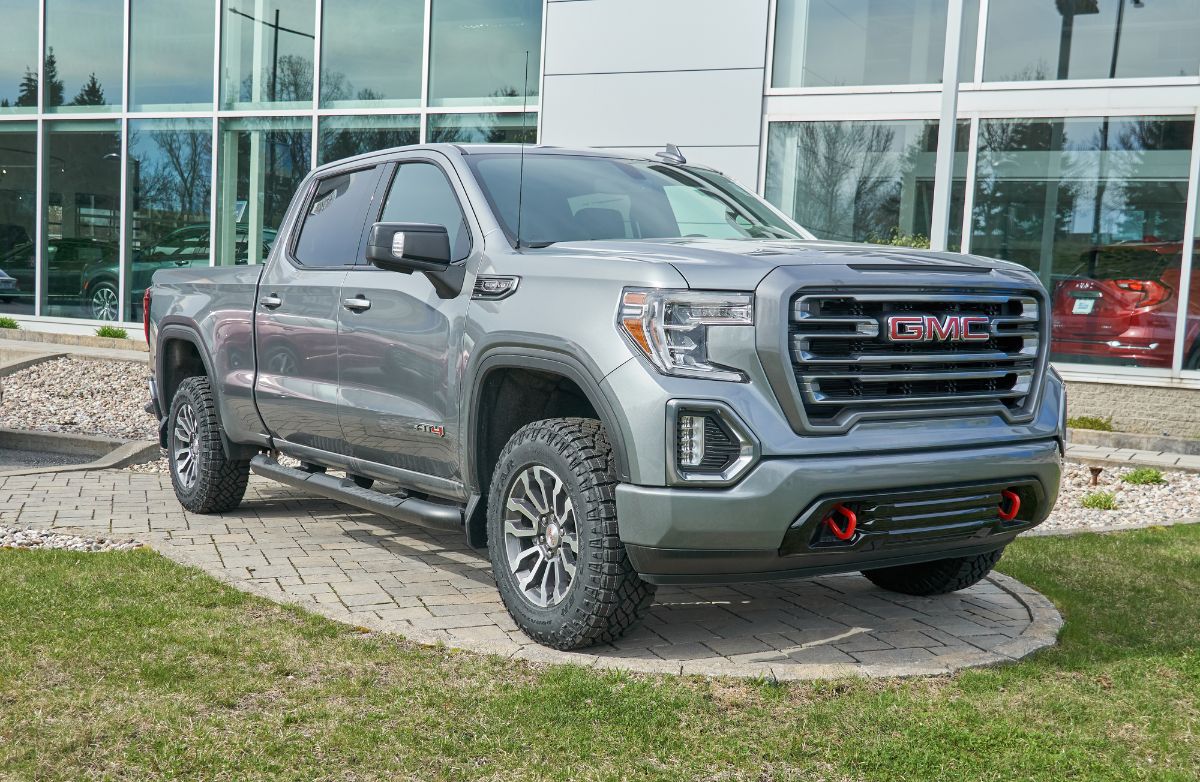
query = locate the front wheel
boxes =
[487,418,655,650]
[88,281,119,321]
[861,548,1004,596]
[167,376,250,513]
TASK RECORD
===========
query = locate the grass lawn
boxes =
[1,527,1198,782]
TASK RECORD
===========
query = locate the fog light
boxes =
[678,414,707,468]
[668,402,759,486]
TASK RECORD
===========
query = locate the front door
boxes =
[337,156,476,494]
[254,164,383,455]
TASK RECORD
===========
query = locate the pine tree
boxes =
[44,49,64,107]
[71,72,105,106]
[16,67,37,107]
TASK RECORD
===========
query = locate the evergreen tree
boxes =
[71,73,105,106]
[44,49,64,107]
[16,67,37,107]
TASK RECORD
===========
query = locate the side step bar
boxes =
[250,455,463,532]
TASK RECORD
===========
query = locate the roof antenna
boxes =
[655,143,687,165]
[515,50,531,249]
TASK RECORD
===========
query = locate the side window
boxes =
[293,166,381,267]
[379,163,471,262]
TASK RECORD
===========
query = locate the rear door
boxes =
[254,164,384,456]
[336,155,477,493]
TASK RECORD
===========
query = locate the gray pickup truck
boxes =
[146,144,1065,650]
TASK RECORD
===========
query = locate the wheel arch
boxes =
[156,323,256,460]
[463,347,631,547]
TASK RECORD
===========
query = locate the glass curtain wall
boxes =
[45,0,124,112]
[0,1,39,113]
[126,118,213,318]
[318,116,420,165]
[216,117,312,268]
[427,112,537,144]
[221,0,317,110]
[42,120,122,320]
[130,0,216,110]
[772,0,978,88]
[320,0,423,108]
[984,0,1200,82]
[429,0,543,106]
[0,0,542,323]
[1186,196,1200,372]
[0,122,38,313]
[971,116,1195,368]
[764,119,967,249]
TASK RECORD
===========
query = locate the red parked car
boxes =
[1051,240,1200,369]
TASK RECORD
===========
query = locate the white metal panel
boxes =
[541,69,765,148]
[544,0,769,75]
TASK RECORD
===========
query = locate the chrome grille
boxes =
[789,290,1042,428]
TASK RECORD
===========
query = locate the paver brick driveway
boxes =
[0,470,1062,679]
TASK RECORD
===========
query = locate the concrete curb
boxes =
[0,328,148,352]
[0,351,67,377]
[0,428,159,477]
[122,537,1064,682]
[1067,453,1200,475]
[1069,427,1200,457]
[1027,517,1200,537]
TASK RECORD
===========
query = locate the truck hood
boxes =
[541,238,1031,290]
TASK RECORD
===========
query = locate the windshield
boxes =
[465,153,810,247]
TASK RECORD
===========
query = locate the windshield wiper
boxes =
[518,240,556,249]
[752,225,797,240]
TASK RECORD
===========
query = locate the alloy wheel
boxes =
[502,464,579,608]
[172,402,201,489]
[90,285,118,321]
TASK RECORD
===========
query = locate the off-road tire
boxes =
[167,376,251,513]
[861,548,1005,596]
[487,418,656,650]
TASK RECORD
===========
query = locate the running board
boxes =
[250,455,463,532]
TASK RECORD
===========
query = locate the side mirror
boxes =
[365,222,464,299]
[366,222,452,273]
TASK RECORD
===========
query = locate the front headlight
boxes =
[618,288,753,382]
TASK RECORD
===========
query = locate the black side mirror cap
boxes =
[366,222,452,273]
[365,222,463,299]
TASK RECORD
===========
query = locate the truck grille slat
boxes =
[788,290,1045,429]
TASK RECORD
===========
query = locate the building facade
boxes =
[1,0,1199,396]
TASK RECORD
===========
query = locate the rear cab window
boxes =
[292,165,383,267]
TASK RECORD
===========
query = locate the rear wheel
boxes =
[168,376,251,513]
[487,418,655,650]
[861,548,1004,596]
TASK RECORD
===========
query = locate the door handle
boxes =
[342,296,371,312]
[259,294,282,309]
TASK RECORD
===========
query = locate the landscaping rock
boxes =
[0,526,142,552]
[1039,462,1200,534]
[0,357,155,441]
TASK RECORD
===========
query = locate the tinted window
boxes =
[467,154,804,246]
[293,167,381,266]
[380,163,471,261]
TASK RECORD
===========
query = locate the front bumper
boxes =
[616,437,1062,585]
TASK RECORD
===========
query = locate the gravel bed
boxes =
[1039,462,1200,534]
[0,526,142,552]
[0,356,156,441]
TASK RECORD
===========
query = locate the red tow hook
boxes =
[998,489,1022,521]
[823,504,857,541]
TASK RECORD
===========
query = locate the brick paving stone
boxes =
[14,470,1062,680]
